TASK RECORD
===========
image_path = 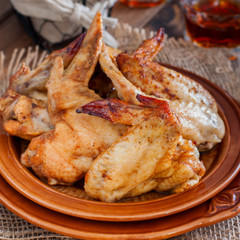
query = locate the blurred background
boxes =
[0,0,184,60]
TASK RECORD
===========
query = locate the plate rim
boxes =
[0,65,240,222]
[1,170,240,240]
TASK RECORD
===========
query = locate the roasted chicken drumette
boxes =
[0,12,224,202]
[101,29,225,151]
[21,13,126,185]
[0,89,52,140]
[78,95,205,202]
[0,33,85,140]
[10,32,85,102]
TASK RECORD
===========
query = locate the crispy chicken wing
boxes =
[0,14,221,202]
[100,43,221,150]
[0,89,52,140]
[116,29,225,150]
[125,136,204,198]
[0,32,85,139]
[21,13,126,185]
[9,33,85,102]
[99,43,143,104]
[79,95,205,202]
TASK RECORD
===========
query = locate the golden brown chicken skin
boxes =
[0,89,53,140]
[21,13,126,185]
[9,32,85,102]
[79,95,205,202]
[125,136,204,198]
[0,32,85,139]
[116,30,225,150]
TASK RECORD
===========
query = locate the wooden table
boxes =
[0,0,184,63]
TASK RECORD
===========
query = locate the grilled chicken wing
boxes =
[153,136,204,193]
[79,95,205,202]
[0,14,222,202]
[125,136,204,198]
[99,43,143,104]
[9,33,85,102]
[0,32,85,139]
[100,42,222,150]
[0,89,52,140]
[21,13,126,185]
[116,29,225,150]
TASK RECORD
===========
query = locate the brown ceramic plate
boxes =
[0,65,240,222]
[1,169,240,240]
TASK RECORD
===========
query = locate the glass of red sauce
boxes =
[120,0,166,8]
[181,0,240,48]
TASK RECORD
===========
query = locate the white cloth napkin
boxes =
[10,0,119,47]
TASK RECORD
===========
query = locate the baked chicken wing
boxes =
[21,13,126,185]
[0,31,85,140]
[116,29,225,150]
[0,14,221,202]
[79,95,205,202]
[9,32,85,102]
[0,89,52,140]
[99,43,143,105]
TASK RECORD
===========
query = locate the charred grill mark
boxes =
[23,82,29,88]
[151,92,162,98]
[136,94,162,107]
[69,33,86,56]
[52,32,86,68]
[107,102,117,113]
[116,53,129,69]
[32,103,37,108]
[139,70,145,79]
[134,28,165,60]
[78,94,180,129]
[163,88,177,100]
[102,172,107,178]
[191,86,199,94]
[65,47,72,54]
[136,94,180,125]
[139,61,147,68]
[76,99,123,122]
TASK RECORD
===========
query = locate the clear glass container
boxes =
[181,0,240,48]
[120,0,166,8]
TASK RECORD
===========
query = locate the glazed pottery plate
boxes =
[1,170,240,240]
[0,65,240,222]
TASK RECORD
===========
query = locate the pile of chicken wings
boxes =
[0,13,225,202]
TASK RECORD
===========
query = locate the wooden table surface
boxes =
[0,0,184,63]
